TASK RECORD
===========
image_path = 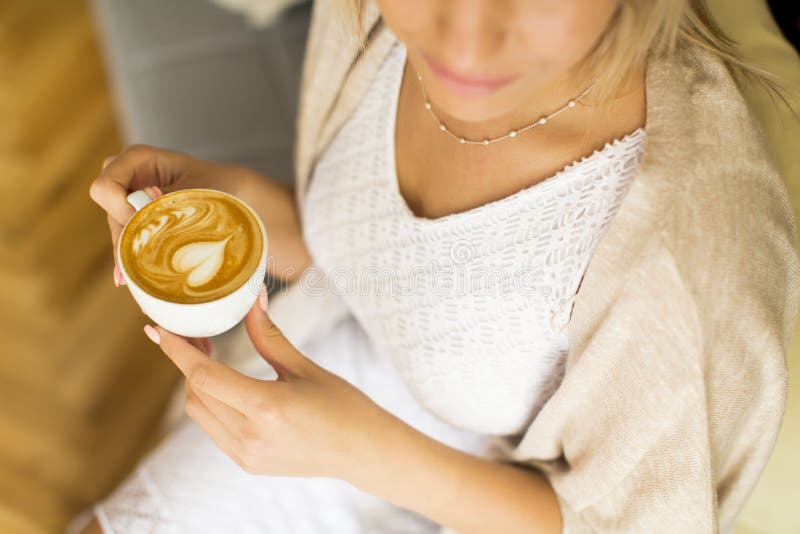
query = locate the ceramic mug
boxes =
[117,188,268,337]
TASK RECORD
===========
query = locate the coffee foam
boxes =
[120,190,263,304]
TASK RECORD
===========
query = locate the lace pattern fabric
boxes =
[303,36,646,436]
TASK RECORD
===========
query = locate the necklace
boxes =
[415,73,596,146]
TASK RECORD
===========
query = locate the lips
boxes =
[421,51,516,96]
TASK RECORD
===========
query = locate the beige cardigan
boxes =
[274,1,800,532]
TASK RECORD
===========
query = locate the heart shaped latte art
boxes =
[170,236,232,287]
[121,191,263,303]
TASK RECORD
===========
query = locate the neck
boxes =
[413,62,595,142]
[409,59,645,145]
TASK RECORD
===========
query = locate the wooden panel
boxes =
[0,1,181,532]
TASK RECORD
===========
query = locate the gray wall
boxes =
[90,0,312,185]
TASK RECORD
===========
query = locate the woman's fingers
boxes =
[187,336,214,356]
[184,377,247,436]
[183,378,244,463]
[89,152,140,227]
[199,337,213,354]
[107,214,125,286]
[147,325,267,414]
[149,326,250,439]
[243,296,311,381]
[89,144,187,227]
[107,214,122,251]
[103,180,161,249]
[180,334,247,436]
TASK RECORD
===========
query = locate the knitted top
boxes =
[302,37,646,436]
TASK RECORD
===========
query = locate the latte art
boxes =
[170,237,231,287]
[120,190,263,304]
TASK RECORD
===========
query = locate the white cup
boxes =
[117,188,268,338]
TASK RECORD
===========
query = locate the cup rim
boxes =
[116,188,268,308]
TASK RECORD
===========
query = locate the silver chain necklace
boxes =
[415,73,596,146]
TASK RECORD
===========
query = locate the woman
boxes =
[80,0,799,532]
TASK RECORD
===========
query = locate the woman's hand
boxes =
[143,287,392,482]
[89,144,311,284]
[143,290,565,533]
[88,144,251,286]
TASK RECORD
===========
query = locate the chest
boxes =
[302,41,646,436]
[393,49,646,223]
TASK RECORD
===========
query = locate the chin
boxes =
[432,96,517,125]
[419,73,540,125]
[407,50,530,124]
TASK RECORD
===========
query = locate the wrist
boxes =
[211,163,260,199]
[346,406,406,491]
[348,408,464,513]
[341,404,386,489]
[168,158,250,199]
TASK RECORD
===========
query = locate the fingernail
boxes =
[152,185,163,197]
[258,283,268,312]
[114,264,127,286]
[144,324,161,344]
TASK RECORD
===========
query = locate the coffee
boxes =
[119,189,263,304]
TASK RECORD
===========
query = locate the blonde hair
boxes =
[335,0,787,105]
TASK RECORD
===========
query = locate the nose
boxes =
[431,0,508,77]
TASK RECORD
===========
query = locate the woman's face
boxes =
[375,0,619,124]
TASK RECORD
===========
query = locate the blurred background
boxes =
[0,1,798,532]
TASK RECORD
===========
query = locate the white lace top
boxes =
[302,36,646,436]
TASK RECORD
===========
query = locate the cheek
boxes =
[375,0,429,37]
[515,1,617,75]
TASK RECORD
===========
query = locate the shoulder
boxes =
[647,43,800,352]
[540,40,800,490]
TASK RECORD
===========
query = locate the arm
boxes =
[90,145,312,284]
[146,280,562,534]
[223,166,312,282]
[351,413,562,534]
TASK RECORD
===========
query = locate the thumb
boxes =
[244,284,308,380]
